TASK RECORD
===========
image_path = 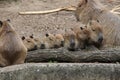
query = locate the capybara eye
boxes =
[30,34,34,39]
[79,5,82,7]
[21,36,25,40]
[92,29,95,31]
[30,36,33,39]
[46,33,49,37]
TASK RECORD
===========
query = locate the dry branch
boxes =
[26,48,120,63]
[19,6,76,15]
[110,5,120,15]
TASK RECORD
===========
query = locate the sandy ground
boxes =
[0,0,119,38]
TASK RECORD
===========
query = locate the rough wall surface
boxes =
[0,63,120,80]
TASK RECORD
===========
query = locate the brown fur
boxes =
[87,20,104,48]
[22,36,37,51]
[54,34,64,48]
[40,33,56,49]
[75,0,120,47]
[63,29,79,51]
[0,20,27,67]
[29,34,41,49]
[72,25,90,49]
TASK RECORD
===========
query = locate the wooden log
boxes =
[26,47,120,63]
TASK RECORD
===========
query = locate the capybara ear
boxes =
[7,19,10,22]
[70,28,73,31]
[80,27,83,30]
[22,36,25,40]
[0,21,3,27]
[30,34,34,39]
[45,33,49,37]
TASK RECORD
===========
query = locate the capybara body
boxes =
[0,20,27,67]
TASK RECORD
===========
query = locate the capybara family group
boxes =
[22,20,103,51]
[0,0,120,67]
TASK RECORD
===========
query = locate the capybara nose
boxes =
[98,37,103,43]
[54,45,59,48]
[34,45,38,50]
[40,44,45,49]
[60,41,64,47]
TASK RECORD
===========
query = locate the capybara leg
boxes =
[13,57,25,65]
[13,59,24,65]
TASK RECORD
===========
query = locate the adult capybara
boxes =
[0,19,27,67]
[75,0,120,47]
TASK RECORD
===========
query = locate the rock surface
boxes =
[0,63,120,80]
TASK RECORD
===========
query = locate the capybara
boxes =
[54,34,64,48]
[29,34,41,49]
[86,20,104,48]
[40,33,56,49]
[63,29,79,51]
[75,0,120,47]
[0,19,27,67]
[72,25,90,49]
[22,35,37,51]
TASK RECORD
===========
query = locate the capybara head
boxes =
[63,29,79,51]
[29,34,41,49]
[22,36,37,51]
[72,26,90,49]
[54,34,64,48]
[40,33,56,49]
[87,20,103,48]
[75,0,104,23]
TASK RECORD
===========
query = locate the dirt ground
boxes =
[0,0,119,37]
